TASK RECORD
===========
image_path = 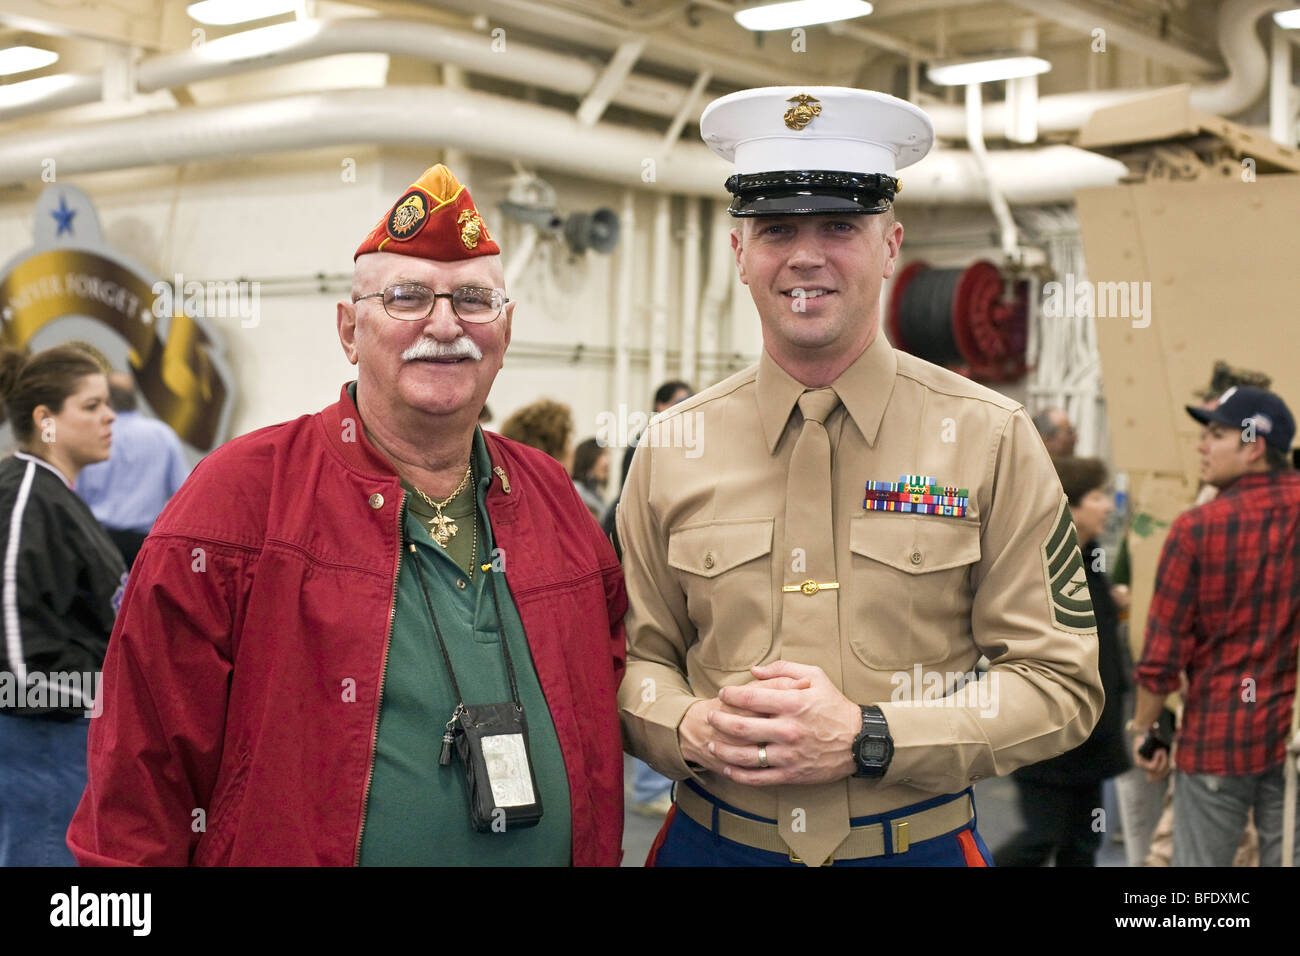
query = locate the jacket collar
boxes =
[755,330,898,454]
[14,451,73,488]
[324,382,517,512]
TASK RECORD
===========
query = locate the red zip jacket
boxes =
[68,384,627,866]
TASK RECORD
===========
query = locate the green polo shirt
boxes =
[358,424,571,865]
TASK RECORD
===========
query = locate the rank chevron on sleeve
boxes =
[1041,497,1097,633]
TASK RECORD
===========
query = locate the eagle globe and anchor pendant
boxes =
[428,512,459,548]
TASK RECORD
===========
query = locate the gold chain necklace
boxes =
[413,462,472,548]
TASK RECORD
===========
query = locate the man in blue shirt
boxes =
[76,371,190,567]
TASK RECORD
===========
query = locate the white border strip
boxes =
[3,459,37,684]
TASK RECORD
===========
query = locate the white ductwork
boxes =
[964,83,1019,261]
[0,86,1127,201]
[1193,0,1292,117]
[902,144,1126,204]
[0,1,1285,135]
[0,18,700,125]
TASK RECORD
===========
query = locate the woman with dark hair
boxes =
[994,456,1130,866]
[571,437,610,520]
[0,345,126,866]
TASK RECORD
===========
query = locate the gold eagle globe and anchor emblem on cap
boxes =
[783,93,822,131]
[457,209,488,250]
[387,191,429,240]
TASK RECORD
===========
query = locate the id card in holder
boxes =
[455,701,544,832]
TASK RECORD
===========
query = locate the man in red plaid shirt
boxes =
[1133,385,1299,866]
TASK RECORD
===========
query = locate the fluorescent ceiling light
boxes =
[187,0,299,26]
[0,45,59,76]
[735,0,873,32]
[927,54,1051,86]
[1274,8,1300,28]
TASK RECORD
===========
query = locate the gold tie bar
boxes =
[782,579,840,596]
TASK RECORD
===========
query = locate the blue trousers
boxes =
[0,712,88,866]
[649,782,994,867]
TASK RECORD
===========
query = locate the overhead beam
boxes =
[577,37,647,127]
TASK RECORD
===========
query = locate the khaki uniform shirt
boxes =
[616,332,1104,820]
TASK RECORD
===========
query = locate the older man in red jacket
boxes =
[68,165,627,866]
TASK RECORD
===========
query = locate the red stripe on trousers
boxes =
[644,805,677,867]
[957,829,987,866]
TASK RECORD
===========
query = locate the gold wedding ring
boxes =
[758,745,769,769]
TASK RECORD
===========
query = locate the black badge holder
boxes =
[407,530,543,833]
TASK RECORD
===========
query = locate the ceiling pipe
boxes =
[0,86,1127,201]
[0,18,702,124]
[1192,0,1292,117]
[425,0,808,89]
[0,2,1283,136]
[964,83,1020,262]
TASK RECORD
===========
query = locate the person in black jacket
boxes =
[0,344,126,866]
[994,456,1130,866]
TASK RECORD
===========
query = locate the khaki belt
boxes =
[674,784,974,864]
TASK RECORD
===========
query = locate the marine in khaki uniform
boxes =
[617,87,1104,867]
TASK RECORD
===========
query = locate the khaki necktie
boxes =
[777,387,849,867]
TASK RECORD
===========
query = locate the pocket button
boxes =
[703,552,715,570]
[910,550,923,566]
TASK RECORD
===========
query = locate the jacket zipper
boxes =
[354,489,404,865]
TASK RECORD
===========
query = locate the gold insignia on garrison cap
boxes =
[1041,497,1097,634]
[387,191,428,240]
[783,93,822,131]
[457,209,487,250]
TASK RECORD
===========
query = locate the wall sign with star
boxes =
[0,185,236,456]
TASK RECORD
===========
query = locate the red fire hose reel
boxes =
[887,260,1028,383]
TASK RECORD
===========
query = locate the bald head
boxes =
[1034,407,1076,457]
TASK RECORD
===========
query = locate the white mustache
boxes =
[402,337,483,362]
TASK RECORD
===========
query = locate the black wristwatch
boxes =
[852,705,893,778]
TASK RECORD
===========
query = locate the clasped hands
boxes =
[678,660,861,785]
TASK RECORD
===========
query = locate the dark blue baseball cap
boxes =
[1186,385,1295,452]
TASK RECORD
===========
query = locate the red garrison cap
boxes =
[354,164,500,261]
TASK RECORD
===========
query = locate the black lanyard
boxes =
[404,523,523,711]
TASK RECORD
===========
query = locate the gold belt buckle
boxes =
[782,579,840,596]
[788,849,835,866]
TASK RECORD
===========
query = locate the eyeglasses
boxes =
[352,283,510,323]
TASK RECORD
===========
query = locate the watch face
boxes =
[860,740,888,761]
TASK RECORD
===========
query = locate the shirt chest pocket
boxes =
[847,514,982,670]
[668,518,774,671]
